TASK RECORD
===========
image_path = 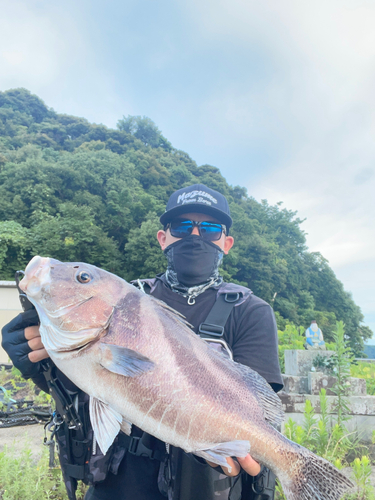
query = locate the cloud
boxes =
[178,0,375,330]
[0,1,125,126]
[1,0,373,331]
[0,2,83,87]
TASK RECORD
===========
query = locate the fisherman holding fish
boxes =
[2,184,352,500]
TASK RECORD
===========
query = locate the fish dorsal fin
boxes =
[235,363,284,426]
[99,344,155,377]
[89,397,122,455]
[148,295,194,330]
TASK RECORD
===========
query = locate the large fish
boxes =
[20,256,353,500]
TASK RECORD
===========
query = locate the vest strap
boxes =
[198,292,242,339]
[123,433,167,462]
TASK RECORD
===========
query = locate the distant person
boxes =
[2,183,283,500]
[305,320,326,350]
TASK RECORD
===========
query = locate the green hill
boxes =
[0,88,372,355]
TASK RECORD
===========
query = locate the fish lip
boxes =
[19,256,51,297]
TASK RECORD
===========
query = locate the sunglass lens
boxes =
[199,222,222,241]
[170,220,193,238]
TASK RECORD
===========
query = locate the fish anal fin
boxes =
[100,343,155,377]
[194,440,250,473]
[89,396,122,455]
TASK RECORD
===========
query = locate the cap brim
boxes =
[160,205,232,229]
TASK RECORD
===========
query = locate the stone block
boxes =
[308,372,367,396]
[281,375,308,394]
[284,349,335,376]
[308,371,337,395]
[348,377,367,396]
[278,392,375,415]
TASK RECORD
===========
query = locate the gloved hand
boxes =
[1,309,47,379]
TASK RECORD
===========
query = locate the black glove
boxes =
[1,309,44,379]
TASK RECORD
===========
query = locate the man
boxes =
[2,183,283,500]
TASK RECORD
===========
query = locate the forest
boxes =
[0,88,372,355]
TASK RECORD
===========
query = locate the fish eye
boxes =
[76,271,92,284]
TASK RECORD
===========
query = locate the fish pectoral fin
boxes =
[89,396,122,455]
[99,344,155,377]
[120,419,132,436]
[194,440,250,473]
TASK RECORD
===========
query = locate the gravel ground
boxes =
[0,423,46,460]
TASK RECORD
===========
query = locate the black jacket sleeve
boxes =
[224,296,283,393]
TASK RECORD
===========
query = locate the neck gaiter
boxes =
[163,235,224,304]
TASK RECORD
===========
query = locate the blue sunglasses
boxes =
[165,219,227,242]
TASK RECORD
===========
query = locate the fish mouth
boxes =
[19,256,52,298]
[46,295,94,319]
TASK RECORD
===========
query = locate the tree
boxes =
[0,221,30,280]
[0,88,371,352]
[117,115,171,150]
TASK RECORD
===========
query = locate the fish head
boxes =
[19,256,126,352]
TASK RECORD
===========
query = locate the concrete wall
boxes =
[0,281,22,363]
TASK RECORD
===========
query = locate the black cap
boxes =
[160,184,232,229]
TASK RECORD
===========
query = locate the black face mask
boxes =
[164,235,224,287]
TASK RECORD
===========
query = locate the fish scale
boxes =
[20,255,354,500]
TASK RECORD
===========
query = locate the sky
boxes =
[1,0,374,335]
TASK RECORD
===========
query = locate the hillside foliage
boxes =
[0,88,372,354]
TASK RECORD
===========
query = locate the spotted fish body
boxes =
[20,256,353,500]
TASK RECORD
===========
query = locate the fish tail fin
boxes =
[276,447,353,500]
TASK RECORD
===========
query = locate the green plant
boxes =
[331,321,355,427]
[26,378,54,406]
[316,388,330,457]
[301,399,317,450]
[0,439,87,499]
[33,388,53,406]
[0,366,8,385]
[284,389,354,462]
[0,387,16,410]
[344,456,375,500]
[279,387,361,499]
[275,481,287,500]
[313,353,336,373]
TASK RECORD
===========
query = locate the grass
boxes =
[0,440,88,499]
